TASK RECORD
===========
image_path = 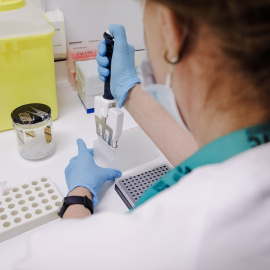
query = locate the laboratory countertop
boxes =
[0,61,167,270]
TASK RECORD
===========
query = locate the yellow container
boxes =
[0,0,58,131]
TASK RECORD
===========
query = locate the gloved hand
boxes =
[65,139,122,206]
[96,24,141,108]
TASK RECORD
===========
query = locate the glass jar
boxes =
[11,103,56,160]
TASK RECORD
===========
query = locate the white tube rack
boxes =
[0,177,62,243]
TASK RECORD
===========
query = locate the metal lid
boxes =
[11,103,51,125]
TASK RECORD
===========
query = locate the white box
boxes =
[76,60,103,95]
[77,82,102,114]
[76,60,104,113]
[46,9,67,60]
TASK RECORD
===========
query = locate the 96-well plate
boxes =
[115,164,171,209]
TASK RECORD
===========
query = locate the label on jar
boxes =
[44,126,52,144]
[26,131,36,138]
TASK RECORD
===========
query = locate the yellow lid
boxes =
[0,0,25,12]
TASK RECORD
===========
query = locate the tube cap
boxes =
[11,103,51,125]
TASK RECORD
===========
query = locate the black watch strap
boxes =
[58,196,94,218]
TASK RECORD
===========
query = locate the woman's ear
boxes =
[157,4,185,62]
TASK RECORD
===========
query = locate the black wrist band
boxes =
[58,195,94,218]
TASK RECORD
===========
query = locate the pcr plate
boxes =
[115,164,170,209]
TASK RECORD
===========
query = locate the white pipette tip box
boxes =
[0,177,63,243]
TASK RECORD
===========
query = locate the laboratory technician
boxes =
[15,0,270,269]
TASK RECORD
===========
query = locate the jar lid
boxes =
[11,103,51,125]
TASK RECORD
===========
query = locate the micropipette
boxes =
[95,30,124,148]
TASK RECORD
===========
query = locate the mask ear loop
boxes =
[164,27,189,88]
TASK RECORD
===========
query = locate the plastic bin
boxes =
[0,0,58,132]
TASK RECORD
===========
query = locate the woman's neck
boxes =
[191,104,270,148]
[190,73,270,147]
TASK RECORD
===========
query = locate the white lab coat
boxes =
[14,143,270,270]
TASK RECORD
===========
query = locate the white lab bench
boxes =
[0,61,168,269]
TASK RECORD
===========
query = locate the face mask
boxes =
[140,56,189,132]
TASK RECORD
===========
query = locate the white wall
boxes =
[44,0,145,50]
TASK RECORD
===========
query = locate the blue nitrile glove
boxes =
[65,139,122,206]
[96,24,141,108]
